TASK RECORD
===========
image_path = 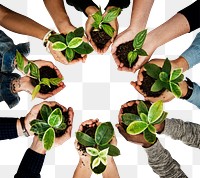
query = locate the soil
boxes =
[90,27,111,49]
[30,66,58,94]
[37,105,70,137]
[116,40,138,68]
[140,71,165,97]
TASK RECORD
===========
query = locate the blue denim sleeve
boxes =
[0,30,30,73]
[181,32,200,69]
[187,82,200,109]
[0,72,20,108]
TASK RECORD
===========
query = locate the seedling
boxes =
[127,29,148,67]
[48,27,93,62]
[30,104,68,150]
[76,122,120,174]
[122,100,167,144]
[144,58,184,98]
[16,51,63,99]
[91,7,121,37]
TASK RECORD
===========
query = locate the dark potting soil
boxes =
[30,66,58,94]
[90,27,111,49]
[140,71,165,97]
[116,40,138,68]
[37,105,70,137]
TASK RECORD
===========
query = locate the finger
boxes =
[115,124,129,139]
[102,40,112,53]
[137,68,144,85]
[132,57,148,73]
[112,53,120,66]
[67,107,74,124]
[90,40,99,53]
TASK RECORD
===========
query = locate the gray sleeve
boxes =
[163,118,200,149]
[145,140,187,178]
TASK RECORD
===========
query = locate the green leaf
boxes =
[66,32,75,44]
[148,100,163,123]
[74,42,93,54]
[16,50,24,71]
[43,127,55,150]
[99,148,109,158]
[153,111,168,125]
[140,113,148,123]
[151,79,164,92]
[74,27,84,38]
[55,122,67,130]
[162,58,171,75]
[38,133,44,141]
[52,41,67,51]
[137,101,148,115]
[126,121,148,135]
[98,144,120,156]
[68,37,83,48]
[49,78,63,86]
[65,47,75,62]
[148,124,156,134]
[48,108,62,127]
[48,34,65,43]
[171,74,184,83]
[32,85,41,100]
[24,64,30,74]
[143,129,156,144]
[159,72,169,82]
[122,113,141,126]
[30,122,50,134]
[136,48,148,56]
[90,156,106,174]
[102,7,121,23]
[99,156,107,166]
[41,78,50,87]
[101,24,114,37]
[144,63,161,79]
[133,29,147,49]
[30,63,40,80]
[92,22,99,29]
[92,11,103,25]
[92,157,101,169]
[86,147,99,156]
[40,104,52,122]
[76,132,96,147]
[170,82,182,98]
[95,122,114,146]
[127,51,138,67]
[170,68,183,81]
[30,119,46,126]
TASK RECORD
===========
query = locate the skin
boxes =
[131,58,189,103]
[73,119,120,178]
[116,100,165,148]
[85,6,119,54]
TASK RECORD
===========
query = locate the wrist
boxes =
[179,81,188,98]
[31,137,46,155]
[57,21,74,34]
[173,56,189,72]
[16,119,23,136]
[85,6,99,16]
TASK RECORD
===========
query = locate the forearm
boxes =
[145,140,187,178]
[73,160,92,178]
[163,118,200,148]
[129,0,154,31]
[0,5,49,40]
[102,157,120,178]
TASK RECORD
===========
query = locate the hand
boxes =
[30,136,46,154]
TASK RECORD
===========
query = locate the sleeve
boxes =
[145,140,188,178]
[65,0,98,16]
[105,0,130,10]
[0,30,30,73]
[178,0,200,32]
[14,148,45,178]
[163,118,200,149]
[187,82,200,109]
[180,32,200,69]
[0,117,18,140]
[0,72,21,108]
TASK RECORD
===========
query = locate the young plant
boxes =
[16,51,63,99]
[122,100,167,144]
[92,7,121,37]
[144,58,184,98]
[30,104,67,150]
[127,29,148,67]
[48,27,93,62]
[76,122,120,174]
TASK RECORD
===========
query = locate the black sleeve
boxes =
[0,117,18,140]
[14,149,45,178]
[65,0,98,16]
[105,0,130,10]
[178,0,200,32]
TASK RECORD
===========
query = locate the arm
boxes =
[145,140,188,178]
[73,160,92,178]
